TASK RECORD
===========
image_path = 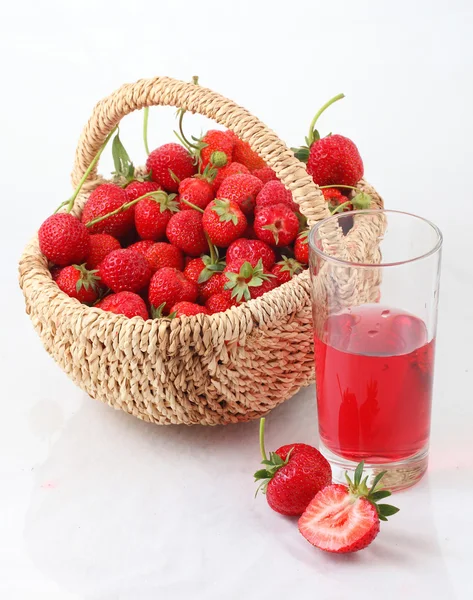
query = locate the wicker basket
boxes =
[19,76,383,425]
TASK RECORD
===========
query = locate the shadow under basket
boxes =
[19,76,384,425]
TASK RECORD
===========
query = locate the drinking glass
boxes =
[309,210,442,490]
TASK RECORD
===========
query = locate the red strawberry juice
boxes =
[315,304,434,463]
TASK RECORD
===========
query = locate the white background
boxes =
[1,1,473,598]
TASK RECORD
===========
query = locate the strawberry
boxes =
[145,242,184,272]
[255,180,297,211]
[146,143,196,192]
[202,199,247,247]
[322,187,351,212]
[271,256,304,285]
[98,291,149,320]
[56,264,101,303]
[125,180,161,202]
[200,130,234,170]
[212,162,250,193]
[254,418,332,516]
[294,230,309,265]
[199,273,226,302]
[254,204,299,247]
[292,94,364,187]
[179,177,214,211]
[127,239,155,256]
[134,191,179,241]
[170,301,210,317]
[99,248,151,293]
[85,234,121,269]
[39,213,90,266]
[217,173,263,216]
[184,246,225,284]
[205,290,238,314]
[252,166,277,184]
[225,130,266,171]
[81,183,133,237]
[298,461,399,553]
[224,259,275,302]
[148,268,198,315]
[166,210,208,257]
[226,239,276,271]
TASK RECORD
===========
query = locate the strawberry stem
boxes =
[143,108,150,156]
[55,126,118,215]
[180,198,204,213]
[259,418,268,462]
[84,190,166,228]
[330,200,352,215]
[307,93,345,146]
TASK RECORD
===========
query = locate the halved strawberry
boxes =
[298,462,399,553]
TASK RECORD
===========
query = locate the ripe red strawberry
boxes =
[254,204,299,247]
[200,130,234,169]
[98,291,149,319]
[294,230,309,265]
[170,301,210,317]
[134,191,179,241]
[39,213,90,266]
[255,180,297,211]
[125,180,161,202]
[179,177,214,211]
[81,183,133,237]
[146,143,196,192]
[226,239,276,271]
[145,242,184,272]
[322,187,351,212]
[225,130,266,171]
[202,199,247,247]
[224,259,275,302]
[127,239,155,256]
[292,94,364,187]
[86,234,121,269]
[212,162,250,192]
[298,462,399,553]
[166,210,208,257]
[56,264,101,303]
[252,166,277,184]
[205,290,238,314]
[99,249,151,293]
[271,256,304,285]
[254,418,332,516]
[184,246,225,283]
[199,273,226,302]
[308,135,363,187]
[217,173,263,216]
[148,268,198,315]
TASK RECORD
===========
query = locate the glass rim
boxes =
[308,209,443,269]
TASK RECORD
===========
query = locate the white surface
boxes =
[2,1,473,598]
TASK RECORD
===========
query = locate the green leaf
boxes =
[369,490,392,502]
[240,262,253,279]
[378,504,400,518]
[254,469,270,479]
[354,461,364,487]
[112,131,135,182]
[291,146,310,163]
[168,169,181,185]
[369,470,387,492]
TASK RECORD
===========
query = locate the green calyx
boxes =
[291,93,345,164]
[298,229,309,245]
[73,264,101,293]
[111,130,139,185]
[277,256,304,277]
[198,247,226,284]
[254,417,294,496]
[150,303,177,320]
[211,198,240,226]
[151,191,179,214]
[224,258,274,302]
[261,223,281,245]
[345,461,400,522]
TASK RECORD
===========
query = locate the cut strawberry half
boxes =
[298,462,399,553]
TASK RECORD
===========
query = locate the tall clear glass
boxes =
[309,210,442,491]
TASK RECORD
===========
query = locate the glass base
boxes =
[319,441,428,492]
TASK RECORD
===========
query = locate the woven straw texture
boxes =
[19,76,383,425]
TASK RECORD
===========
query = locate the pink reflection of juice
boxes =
[315,305,435,463]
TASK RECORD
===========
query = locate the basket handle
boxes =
[71,76,332,228]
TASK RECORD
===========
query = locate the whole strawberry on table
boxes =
[37,89,371,321]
